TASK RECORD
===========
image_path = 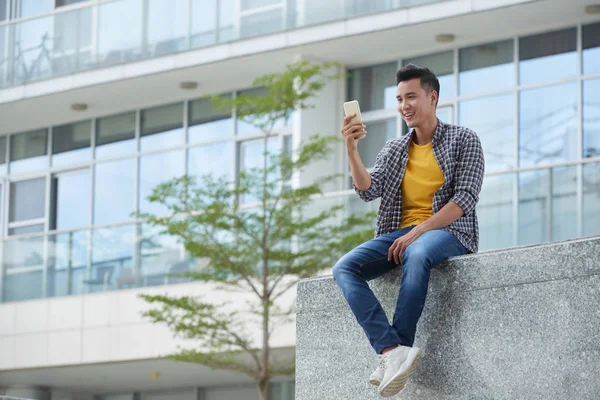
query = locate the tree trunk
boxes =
[258,379,269,400]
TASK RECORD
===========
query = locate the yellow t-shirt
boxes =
[399,140,445,229]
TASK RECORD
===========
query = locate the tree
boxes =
[139,60,376,400]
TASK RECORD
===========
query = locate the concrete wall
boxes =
[296,236,600,399]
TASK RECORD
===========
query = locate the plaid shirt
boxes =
[354,119,485,253]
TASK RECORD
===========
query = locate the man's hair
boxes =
[396,64,440,106]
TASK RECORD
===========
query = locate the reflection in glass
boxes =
[90,224,134,292]
[145,0,187,56]
[191,0,217,47]
[96,112,136,159]
[459,40,514,96]
[10,129,48,174]
[188,95,233,142]
[519,28,577,85]
[518,169,549,245]
[0,135,7,176]
[360,119,396,169]
[240,8,282,38]
[436,108,451,124]
[139,224,186,287]
[583,163,600,237]
[94,158,135,225]
[3,234,45,302]
[583,79,600,159]
[239,137,278,204]
[347,63,397,111]
[236,87,288,136]
[139,150,184,216]
[47,230,89,297]
[583,22,600,75]
[10,178,46,222]
[460,94,514,171]
[3,269,43,302]
[405,52,454,102]
[52,120,91,166]
[17,0,53,18]
[140,102,184,152]
[188,142,234,182]
[51,169,91,230]
[96,0,143,67]
[11,16,53,83]
[551,166,578,242]
[477,173,514,251]
[8,224,44,235]
[519,82,577,167]
[52,7,93,75]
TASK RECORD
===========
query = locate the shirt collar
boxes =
[401,118,445,153]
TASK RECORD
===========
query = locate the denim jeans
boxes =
[332,226,467,354]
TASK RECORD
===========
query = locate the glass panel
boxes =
[188,95,233,142]
[301,0,344,25]
[9,224,44,235]
[90,225,134,293]
[218,0,234,42]
[53,7,93,76]
[459,93,515,172]
[2,233,45,301]
[56,0,89,6]
[145,0,187,57]
[95,0,143,67]
[51,169,91,230]
[47,230,89,298]
[360,119,396,169]
[347,63,397,112]
[436,107,451,124]
[404,51,454,102]
[10,129,48,174]
[139,150,185,216]
[459,40,514,96]
[519,82,578,167]
[0,0,7,21]
[140,103,184,152]
[239,137,278,204]
[139,224,187,288]
[0,24,7,89]
[518,169,549,246]
[191,0,217,48]
[551,166,578,242]
[0,135,7,176]
[9,177,46,222]
[477,173,514,251]
[205,385,260,400]
[240,8,282,38]
[188,141,234,182]
[583,163,600,237]
[519,28,577,85]
[52,120,92,166]
[96,112,136,159]
[94,158,135,225]
[17,0,53,18]
[583,23,600,75]
[236,87,288,136]
[583,78,600,158]
[241,0,280,10]
[10,15,53,84]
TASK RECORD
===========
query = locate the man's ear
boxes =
[431,90,438,106]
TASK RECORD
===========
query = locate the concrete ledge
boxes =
[295,236,600,399]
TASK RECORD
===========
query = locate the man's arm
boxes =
[351,144,388,202]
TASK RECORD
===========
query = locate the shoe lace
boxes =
[379,354,389,370]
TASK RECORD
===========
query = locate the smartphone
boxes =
[343,100,366,139]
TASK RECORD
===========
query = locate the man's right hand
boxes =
[340,114,366,153]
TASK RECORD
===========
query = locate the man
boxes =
[333,64,485,397]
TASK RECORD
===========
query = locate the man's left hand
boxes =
[388,227,423,265]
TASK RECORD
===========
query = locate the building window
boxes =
[0,0,8,21]
[10,129,49,174]
[519,82,578,167]
[96,112,136,159]
[94,158,136,225]
[0,135,7,176]
[584,78,600,159]
[90,224,134,293]
[50,169,91,230]
[519,28,577,85]
[238,137,278,204]
[477,173,515,250]
[404,51,454,102]
[583,22,600,75]
[459,40,514,96]
[52,120,92,166]
[459,93,515,172]
[140,102,184,152]
[358,118,396,169]
[347,62,397,112]
[188,141,234,183]
[139,150,184,216]
[583,163,600,237]
[16,0,54,18]
[236,87,289,136]
[9,177,46,225]
[188,94,233,143]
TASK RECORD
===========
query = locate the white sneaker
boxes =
[378,345,422,397]
[368,354,385,386]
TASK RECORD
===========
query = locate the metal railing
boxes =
[0,0,444,89]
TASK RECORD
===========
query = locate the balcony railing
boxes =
[0,0,444,90]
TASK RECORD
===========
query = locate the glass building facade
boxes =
[0,22,599,304]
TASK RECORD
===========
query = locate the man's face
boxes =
[396,78,437,128]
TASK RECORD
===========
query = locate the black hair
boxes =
[396,64,440,106]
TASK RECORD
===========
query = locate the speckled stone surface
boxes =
[296,236,600,400]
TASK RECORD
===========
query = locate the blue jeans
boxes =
[332,226,467,354]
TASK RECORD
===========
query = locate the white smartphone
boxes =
[343,100,366,139]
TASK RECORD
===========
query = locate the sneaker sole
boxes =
[368,377,381,386]
[378,349,422,397]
